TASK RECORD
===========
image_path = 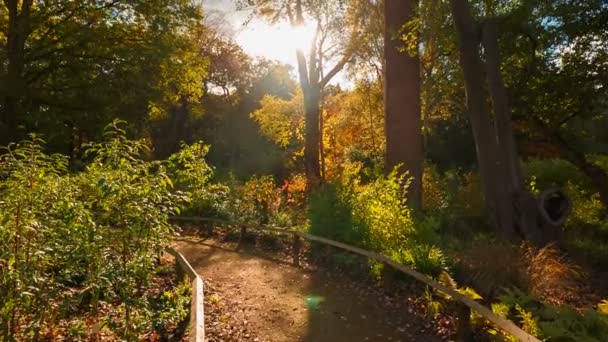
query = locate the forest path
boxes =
[173,237,444,342]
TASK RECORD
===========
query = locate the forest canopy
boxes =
[1,0,608,340]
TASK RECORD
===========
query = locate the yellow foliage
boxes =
[250,90,304,149]
[564,181,604,227]
[598,299,608,315]
[422,165,445,212]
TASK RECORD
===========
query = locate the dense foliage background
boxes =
[1,0,607,340]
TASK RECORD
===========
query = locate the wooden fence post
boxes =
[175,257,185,280]
[324,244,332,265]
[455,303,472,341]
[237,225,247,251]
[382,262,395,291]
[293,235,301,266]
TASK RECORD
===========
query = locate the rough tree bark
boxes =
[384,0,423,209]
[288,0,357,190]
[2,0,33,145]
[452,0,572,244]
[482,20,545,244]
[450,0,515,239]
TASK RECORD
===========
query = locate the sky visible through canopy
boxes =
[203,0,348,87]
[203,0,302,65]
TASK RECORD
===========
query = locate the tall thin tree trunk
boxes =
[384,0,423,209]
[482,21,523,190]
[366,82,378,154]
[450,0,514,239]
[319,101,326,181]
[2,0,32,144]
[482,20,541,242]
[302,81,322,188]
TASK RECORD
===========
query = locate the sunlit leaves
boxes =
[0,121,193,339]
[250,89,305,150]
[0,0,208,148]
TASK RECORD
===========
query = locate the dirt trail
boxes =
[173,238,444,342]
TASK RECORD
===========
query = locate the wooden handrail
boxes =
[167,247,205,342]
[170,216,539,342]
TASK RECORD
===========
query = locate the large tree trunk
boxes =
[384,0,423,209]
[449,0,515,239]
[481,21,523,191]
[303,83,322,188]
[1,0,32,145]
[482,20,547,244]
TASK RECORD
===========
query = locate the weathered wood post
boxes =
[175,256,186,280]
[324,244,333,265]
[382,262,395,291]
[293,234,301,266]
[455,303,472,341]
[236,225,247,251]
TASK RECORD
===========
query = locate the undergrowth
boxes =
[0,121,195,340]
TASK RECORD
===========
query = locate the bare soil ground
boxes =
[173,237,449,342]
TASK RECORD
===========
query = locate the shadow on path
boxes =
[173,238,442,342]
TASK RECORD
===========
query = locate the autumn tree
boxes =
[323,80,384,180]
[240,0,363,188]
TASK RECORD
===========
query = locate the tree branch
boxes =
[319,54,350,88]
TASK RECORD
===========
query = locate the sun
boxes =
[236,19,317,65]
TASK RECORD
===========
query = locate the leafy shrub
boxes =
[0,121,189,340]
[309,182,366,247]
[422,164,447,213]
[242,175,280,224]
[0,136,82,339]
[523,158,590,190]
[308,167,450,279]
[392,244,449,279]
[494,288,608,341]
[352,168,414,252]
[168,142,231,218]
[564,181,604,228]
[151,278,192,336]
[281,173,307,209]
[522,158,605,229]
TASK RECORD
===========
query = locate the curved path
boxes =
[173,237,445,342]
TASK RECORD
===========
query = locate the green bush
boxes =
[352,168,414,252]
[522,159,590,190]
[0,121,191,340]
[309,182,367,247]
[168,142,231,218]
[564,181,604,228]
[391,244,449,279]
[493,288,608,341]
[308,167,449,279]
[151,277,192,336]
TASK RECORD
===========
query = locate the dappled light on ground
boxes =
[173,238,443,342]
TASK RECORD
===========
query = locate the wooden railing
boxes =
[171,216,540,342]
[166,247,205,342]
